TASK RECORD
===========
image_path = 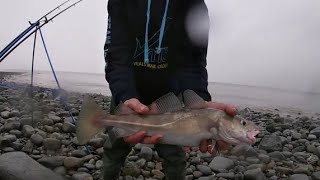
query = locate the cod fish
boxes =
[76,89,260,147]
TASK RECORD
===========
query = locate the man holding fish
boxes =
[76,0,259,179]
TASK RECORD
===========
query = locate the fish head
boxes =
[216,114,260,145]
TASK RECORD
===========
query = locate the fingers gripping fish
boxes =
[75,89,260,147]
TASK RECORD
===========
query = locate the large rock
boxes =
[310,127,320,137]
[0,136,10,149]
[244,168,267,180]
[259,135,283,152]
[0,152,65,180]
[37,156,66,169]
[209,157,234,171]
[230,144,258,157]
[289,174,309,180]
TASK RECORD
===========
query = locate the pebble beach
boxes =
[1,71,320,180]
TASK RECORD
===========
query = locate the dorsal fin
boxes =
[183,89,208,109]
[148,92,183,114]
[114,102,137,115]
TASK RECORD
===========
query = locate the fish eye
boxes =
[241,120,246,126]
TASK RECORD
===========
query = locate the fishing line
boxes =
[38,23,90,153]
[30,27,38,127]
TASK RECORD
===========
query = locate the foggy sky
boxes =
[1,0,320,93]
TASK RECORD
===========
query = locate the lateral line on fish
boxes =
[105,114,193,128]
[105,119,179,127]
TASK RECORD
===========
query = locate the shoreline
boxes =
[0,71,26,81]
[1,70,319,119]
[0,70,320,117]
[1,77,320,179]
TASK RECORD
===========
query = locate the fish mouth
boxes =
[246,129,260,144]
[218,128,260,145]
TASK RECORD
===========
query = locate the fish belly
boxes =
[153,131,212,147]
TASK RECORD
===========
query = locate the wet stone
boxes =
[9,129,22,137]
[190,156,201,165]
[4,120,21,131]
[276,166,293,175]
[3,147,15,152]
[231,144,258,157]
[62,122,76,133]
[209,157,234,171]
[289,174,309,180]
[147,161,155,169]
[193,171,202,178]
[307,134,317,140]
[1,111,10,118]
[259,135,283,152]
[311,171,320,180]
[138,146,153,161]
[71,172,93,180]
[136,158,147,167]
[3,134,17,142]
[293,166,311,175]
[22,125,35,138]
[244,168,267,180]
[95,160,103,169]
[54,166,67,175]
[122,161,141,177]
[83,163,95,170]
[48,114,62,123]
[37,156,66,168]
[30,134,44,146]
[11,142,23,151]
[310,127,320,137]
[151,169,165,179]
[196,165,212,175]
[127,156,139,161]
[88,138,104,148]
[217,172,235,179]
[269,151,286,161]
[43,138,61,151]
[71,149,87,158]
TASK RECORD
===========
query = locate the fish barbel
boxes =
[76,89,260,147]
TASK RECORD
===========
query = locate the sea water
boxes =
[3,70,320,114]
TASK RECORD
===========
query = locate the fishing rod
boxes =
[0,0,73,59]
[0,0,91,153]
[0,0,82,61]
[38,0,73,22]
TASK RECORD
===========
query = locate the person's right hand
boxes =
[122,98,163,144]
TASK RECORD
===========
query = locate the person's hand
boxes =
[200,101,237,154]
[205,101,238,117]
[123,98,149,114]
[184,101,237,154]
[122,98,163,144]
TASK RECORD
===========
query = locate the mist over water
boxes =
[3,70,320,113]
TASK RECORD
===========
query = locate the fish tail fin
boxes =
[76,95,107,145]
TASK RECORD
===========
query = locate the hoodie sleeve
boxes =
[177,0,212,102]
[104,0,138,104]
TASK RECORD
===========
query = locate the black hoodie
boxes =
[104,0,212,105]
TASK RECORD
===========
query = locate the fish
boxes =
[75,89,260,147]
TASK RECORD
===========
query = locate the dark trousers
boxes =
[101,97,187,180]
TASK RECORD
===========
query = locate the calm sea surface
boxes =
[3,70,320,114]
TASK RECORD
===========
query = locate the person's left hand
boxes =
[184,101,237,154]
